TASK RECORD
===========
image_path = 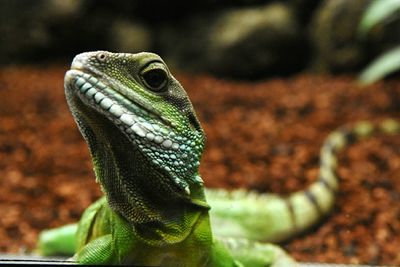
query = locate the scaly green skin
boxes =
[38,51,295,266]
[37,51,400,265]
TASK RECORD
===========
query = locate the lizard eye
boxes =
[140,63,168,92]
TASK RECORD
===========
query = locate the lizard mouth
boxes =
[65,69,181,151]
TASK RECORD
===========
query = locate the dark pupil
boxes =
[143,69,166,89]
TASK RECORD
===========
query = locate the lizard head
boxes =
[64,51,208,224]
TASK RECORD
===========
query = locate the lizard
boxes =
[37,51,295,266]
[36,51,400,265]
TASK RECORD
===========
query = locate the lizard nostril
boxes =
[97,53,107,61]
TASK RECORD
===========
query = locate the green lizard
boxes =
[36,51,400,265]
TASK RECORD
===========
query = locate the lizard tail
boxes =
[207,119,400,243]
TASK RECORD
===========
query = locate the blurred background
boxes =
[1,0,399,81]
[1,0,400,265]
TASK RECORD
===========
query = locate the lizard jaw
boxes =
[65,69,181,151]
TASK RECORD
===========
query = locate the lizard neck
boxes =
[70,95,210,238]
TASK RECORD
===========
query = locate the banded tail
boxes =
[206,119,400,243]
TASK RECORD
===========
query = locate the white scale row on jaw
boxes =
[74,75,179,150]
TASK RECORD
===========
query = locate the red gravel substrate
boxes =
[0,65,399,265]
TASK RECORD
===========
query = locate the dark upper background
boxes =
[0,0,399,79]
